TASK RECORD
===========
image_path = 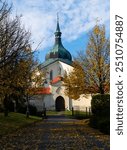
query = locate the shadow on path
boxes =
[46,111,77,122]
[0,112,110,150]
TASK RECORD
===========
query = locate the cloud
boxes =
[11,0,109,50]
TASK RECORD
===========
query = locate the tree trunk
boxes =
[26,94,30,118]
[100,85,105,94]
[99,77,105,94]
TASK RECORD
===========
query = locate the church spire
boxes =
[54,13,62,45]
[45,13,72,62]
[56,13,60,32]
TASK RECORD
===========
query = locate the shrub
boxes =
[90,94,110,134]
[98,118,110,134]
[74,110,92,120]
[89,115,99,128]
[91,94,110,116]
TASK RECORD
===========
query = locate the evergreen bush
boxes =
[90,94,110,134]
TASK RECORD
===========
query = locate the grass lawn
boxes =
[64,110,73,116]
[46,111,60,115]
[64,110,92,119]
[46,110,72,117]
[0,112,42,137]
[46,110,91,119]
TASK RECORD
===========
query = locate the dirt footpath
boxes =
[0,115,110,150]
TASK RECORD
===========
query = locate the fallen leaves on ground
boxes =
[0,118,109,150]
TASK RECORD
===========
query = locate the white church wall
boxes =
[29,95,44,111]
[44,61,73,82]
[59,61,73,76]
[43,94,55,110]
[72,94,92,111]
[44,61,61,82]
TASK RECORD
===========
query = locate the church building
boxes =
[30,18,91,111]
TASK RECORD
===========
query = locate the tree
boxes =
[0,1,44,116]
[63,24,110,99]
[63,61,86,100]
[83,24,110,94]
[0,1,30,69]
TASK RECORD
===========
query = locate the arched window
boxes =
[58,67,61,75]
[50,70,53,80]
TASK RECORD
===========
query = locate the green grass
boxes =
[64,110,73,116]
[0,112,42,137]
[46,110,91,119]
[46,111,60,115]
[46,110,73,117]
[64,110,92,119]
[73,111,92,119]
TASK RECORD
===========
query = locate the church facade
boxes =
[30,19,91,111]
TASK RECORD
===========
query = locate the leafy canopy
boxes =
[63,24,110,100]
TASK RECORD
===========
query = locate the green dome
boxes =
[45,41,72,61]
[45,19,72,62]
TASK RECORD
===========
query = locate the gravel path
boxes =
[0,114,110,150]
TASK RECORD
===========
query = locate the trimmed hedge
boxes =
[91,94,110,115]
[90,94,110,134]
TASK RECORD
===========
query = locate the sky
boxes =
[8,0,110,63]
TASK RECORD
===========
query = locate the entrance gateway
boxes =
[55,96,65,111]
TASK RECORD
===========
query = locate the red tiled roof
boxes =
[50,76,62,84]
[34,87,51,94]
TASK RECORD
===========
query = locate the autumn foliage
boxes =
[63,61,86,100]
[84,25,110,94]
[63,24,110,99]
[0,1,43,116]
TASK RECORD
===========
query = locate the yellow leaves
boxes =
[0,56,39,99]
[31,68,45,89]
[74,24,110,94]
[93,24,105,37]
[63,61,86,100]
[93,25,100,35]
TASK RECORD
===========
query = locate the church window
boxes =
[58,67,61,75]
[50,70,53,80]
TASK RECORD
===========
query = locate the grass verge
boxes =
[0,112,42,137]
[46,110,91,119]
[46,111,60,116]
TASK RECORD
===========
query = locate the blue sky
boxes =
[9,0,110,63]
